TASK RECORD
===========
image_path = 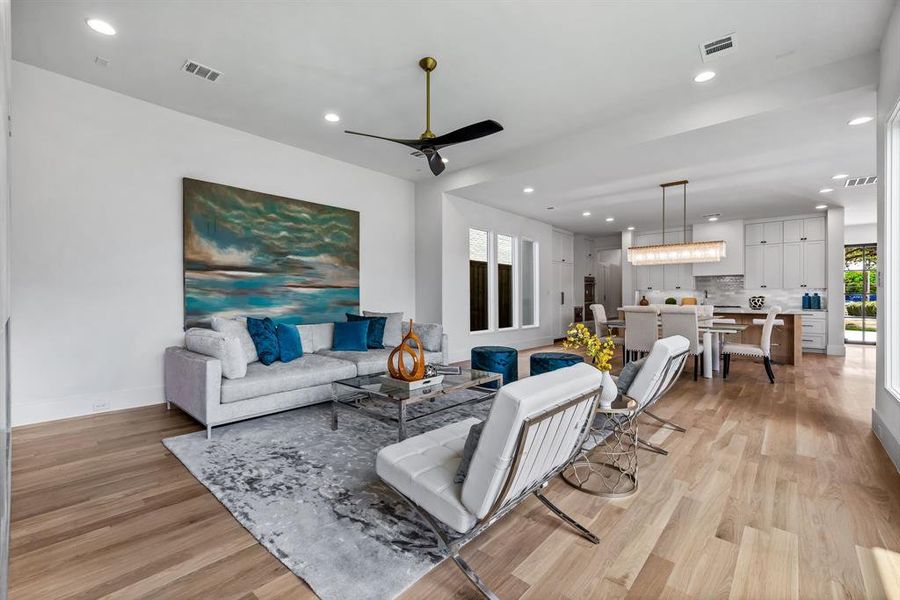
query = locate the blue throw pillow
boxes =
[275,322,302,362]
[246,317,278,365]
[346,313,387,349]
[332,320,369,351]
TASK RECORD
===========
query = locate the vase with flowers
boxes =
[563,323,618,409]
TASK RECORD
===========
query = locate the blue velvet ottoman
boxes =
[470,346,518,389]
[530,352,584,376]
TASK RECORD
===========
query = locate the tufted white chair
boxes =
[722,306,781,383]
[590,304,624,347]
[660,305,704,380]
[623,305,659,363]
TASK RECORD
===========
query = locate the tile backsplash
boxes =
[637,275,827,310]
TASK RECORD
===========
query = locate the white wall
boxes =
[10,62,416,425]
[826,207,846,356]
[845,222,877,245]
[441,194,556,362]
[875,0,900,470]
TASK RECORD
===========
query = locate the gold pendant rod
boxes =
[419,57,437,140]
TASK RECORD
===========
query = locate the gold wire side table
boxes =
[562,396,638,498]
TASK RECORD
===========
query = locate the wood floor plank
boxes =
[8,345,899,600]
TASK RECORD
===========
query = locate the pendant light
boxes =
[627,180,726,266]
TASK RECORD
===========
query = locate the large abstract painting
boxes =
[183,178,359,328]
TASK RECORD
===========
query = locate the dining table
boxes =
[603,317,750,379]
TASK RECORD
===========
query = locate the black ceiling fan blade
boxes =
[430,120,503,148]
[344,130,426,149]
[426,149,445,176]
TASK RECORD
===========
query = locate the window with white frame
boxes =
[521,239,539,327]
[497,234,515,329]
[885,100,900,400]
[469,228,489,332]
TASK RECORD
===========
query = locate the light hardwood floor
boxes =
[8,345,900,599]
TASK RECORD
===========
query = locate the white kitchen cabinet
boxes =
[691,220,744,276]
[664,263,693,290]
[552,262,575,337]
[744,245,764,289]
[803,240,826,288]
[745,221,784,245]
[784,217,825,243]
[552,230,574,264]
[802,217,826,242]
[745,243,782,289]
[782,240,826,289]
[633,233,664,291]
[782,242,803,288]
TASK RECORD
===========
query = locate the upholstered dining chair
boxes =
[723,305,781,384]
[660,305,704,380]
[590,304,624,348]
[623,305,659,364]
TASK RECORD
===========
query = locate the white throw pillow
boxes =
[185,328,248,379]
[211,316,259,364]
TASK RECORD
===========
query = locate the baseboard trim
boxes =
[872,408,900,473]
[11,385,164,427]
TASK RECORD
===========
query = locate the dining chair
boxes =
[590,304,624,348]
[623,305,659,364]
[660,305,704,380]
[722,306,781,384]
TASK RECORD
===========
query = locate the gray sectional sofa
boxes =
[164,320,448,438]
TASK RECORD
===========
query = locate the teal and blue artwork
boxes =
[183,178,360,328]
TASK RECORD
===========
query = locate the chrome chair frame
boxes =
[624,347,689,456]
[382,387,602,600]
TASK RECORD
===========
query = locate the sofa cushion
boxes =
[346,313,387,349]
[297,323,334,353]
[376,417,480,534]
[184,328,247,380]
[211,316,258,364]
[363,311,403,347]
[402,321,443,352]
[247,317,279,365]
[276,322,302,362]
[318,349,444,376]
[220,353,356,404]
[332,320,369,351]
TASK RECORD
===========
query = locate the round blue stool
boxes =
[530,352,584,376]
[470,346,518,389]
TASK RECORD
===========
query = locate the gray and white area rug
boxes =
[163,392,490,600]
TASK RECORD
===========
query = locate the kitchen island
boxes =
[712,307,828,365]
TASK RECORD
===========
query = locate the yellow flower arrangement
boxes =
[562,322,615,372]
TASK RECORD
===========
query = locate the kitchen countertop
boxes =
[711,307,827,315]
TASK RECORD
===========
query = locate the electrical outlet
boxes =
[92,400,110,412]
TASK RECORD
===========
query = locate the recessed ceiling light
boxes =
[848,116,873,126]
[523,187,534,194]
[441,157,449,164]
[819,188,833,194]
[86,18,116,36]
[582,211,591,217]
[627,226,635,231]
[324,113,341,123]
[832,173,849,180]
[815,204,828,210]
[605,217,615,222]
[708,216,719,222]
[694,71,716,83]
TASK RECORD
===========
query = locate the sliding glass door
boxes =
[844,244,877,345]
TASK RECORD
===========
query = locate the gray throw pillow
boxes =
[363,311,403,347]
[185,328,247,379]
[402,321,443,352]
[616,358,645,395]
[211,316,259,364]
[454,421,485,484]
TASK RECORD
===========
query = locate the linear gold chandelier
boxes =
[627,180,726,266]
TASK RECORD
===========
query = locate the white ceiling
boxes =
[11,0,890,228]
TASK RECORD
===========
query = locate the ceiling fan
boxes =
[344,57,503,176]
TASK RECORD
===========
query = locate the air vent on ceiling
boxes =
[700,33,736,62]
[844,176,877,187]
[181,59,222,82]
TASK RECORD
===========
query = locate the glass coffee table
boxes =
[331,369,502,441]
